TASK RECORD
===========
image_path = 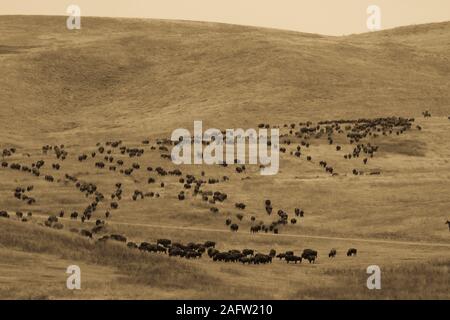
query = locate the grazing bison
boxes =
[302,249,317,257]
[328,249,337,258]
[285,255,302,264]
[239,257,254,264]
[185,251,201,259]
[157,239,172,247]
[207,248,219,258]
[276,253,286,260]
[139,242,153,251]
[347,248,357,256]
[254,254,272,264]
[235,203,246,210]
[0,211,10,218]
[204,241,216,248]
[302,254,316,264]
[230,223,239,232]
[168,247,185,257]
[446,220,450,231]
[302,249,318,263]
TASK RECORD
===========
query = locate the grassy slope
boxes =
[0,218,448,299]
[0,16,449,299]
[0,218,261,299]
[0,16,449,143]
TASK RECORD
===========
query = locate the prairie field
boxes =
[0,16,449,299]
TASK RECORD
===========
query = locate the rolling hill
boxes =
[0,16,449,143]
[0,16,449,299]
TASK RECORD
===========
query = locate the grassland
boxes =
[0,16,449,299]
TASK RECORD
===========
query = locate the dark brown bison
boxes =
[285,255,302,264]
[230,223,239,232]
[347,248,357,256]
[235,203,246,210]
[0,211,10,218]
[302,249,318,263]
[157,239,172,247]
[204,241,216,248]
[48,215,58,223]
[328,249,337,258]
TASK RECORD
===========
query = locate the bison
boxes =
[157,239,172,247]
[285,255,302,264]
[0,211,10,218]
[328,249,337,258]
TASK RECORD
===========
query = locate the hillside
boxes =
[0,16,449,144]
[0,16,449,300]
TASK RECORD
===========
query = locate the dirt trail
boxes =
[29,213,450,248]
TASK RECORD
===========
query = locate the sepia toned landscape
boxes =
[0,15,449,300]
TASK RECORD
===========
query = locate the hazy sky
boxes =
[1,0,449,35]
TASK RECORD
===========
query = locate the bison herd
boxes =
[0,116,427,237]
[1,114,446,271]
[97,235,357,265]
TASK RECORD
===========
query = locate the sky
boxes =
[1,0,449,35]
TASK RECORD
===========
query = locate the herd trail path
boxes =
[29,213,450,248]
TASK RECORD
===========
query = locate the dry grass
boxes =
[0,16,449,299]
[0,219,202,282]
[295,260,450,299]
